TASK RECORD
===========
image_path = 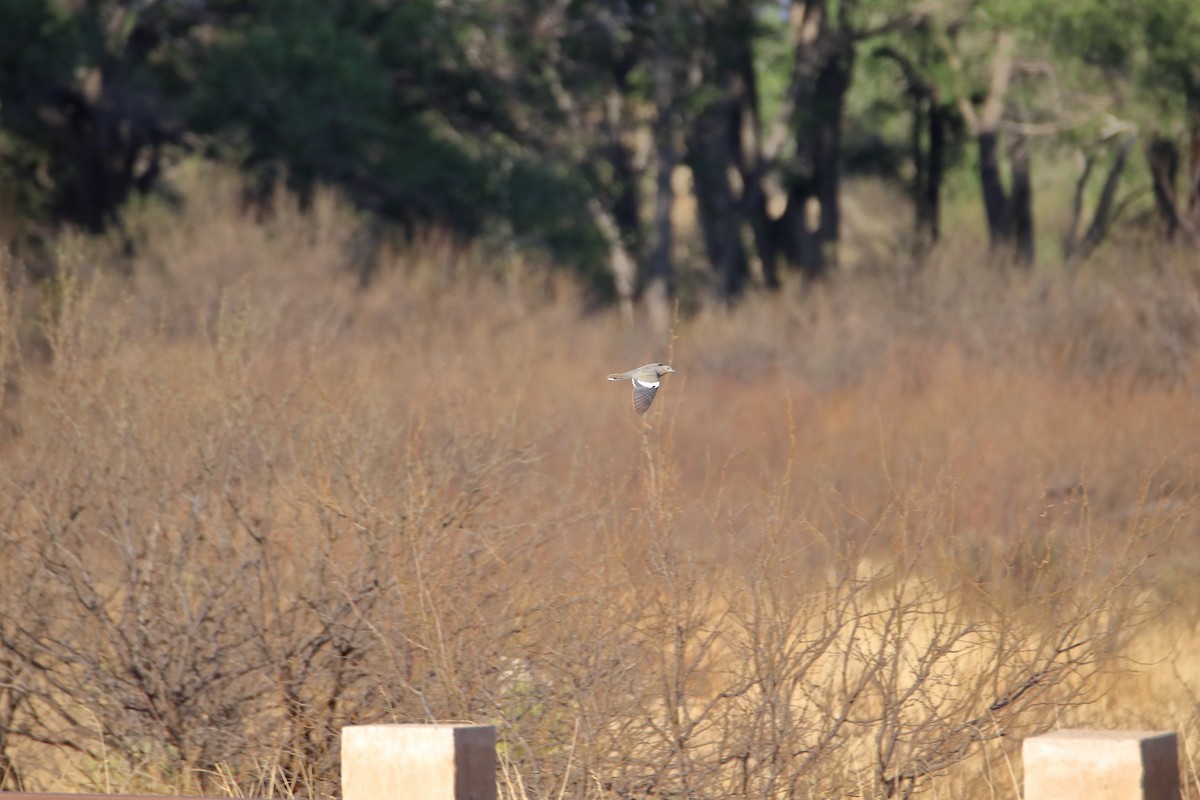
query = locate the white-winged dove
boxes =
[607,363,676,415]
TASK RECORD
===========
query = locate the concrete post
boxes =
[341,724,497,800]
[1023,729,1180,800]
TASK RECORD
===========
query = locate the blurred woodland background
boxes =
[4,1,1200,799]
[3,0,1200,305]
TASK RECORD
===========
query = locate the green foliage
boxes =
[186,0,616,259]
[0,0,190,230]
[1141,0,1200,110]
[752,4,792,129]
[501,159,610,294]
[0,0,83,222]
[4,0,1200,281]
[0,0,74,79]
[1031,0,1200,122]
[191,1,389,191]
[1041,0,1135,71]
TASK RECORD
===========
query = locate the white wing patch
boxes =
[634,379,660,389]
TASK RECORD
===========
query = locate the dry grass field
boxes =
[2,165,1200,799]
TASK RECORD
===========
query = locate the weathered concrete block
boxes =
[1023,729,1179,800]
[342,724,497,800]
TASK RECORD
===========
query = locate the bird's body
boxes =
[607,363,676,415]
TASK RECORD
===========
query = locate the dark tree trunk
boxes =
[1080,134,1133,247]
[978,129,1010,247]
[812,49,853,271]
[688,2,760,302]
[727,6,779,290]
[599,79,642,319]
[1008,135,1034,266]
[742,181,779,289]
[1189,123,1200,220]
[955,30,1025,261]
[782,183,822,278]
[688,101,750,301]
[874,44,948,252]
[646,8,675,335]
[648,130,675,301]
[783,47,853,281]
[776,0,826,281]
[975,129,1035,264]
[1146,136,1181,241]
[1063,133,1136,266]
[917,100,947,246]
[603,73,643,257]
[911,97,931,242]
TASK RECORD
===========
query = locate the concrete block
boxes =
[342,724,497,800]
[1023,729,1179,800]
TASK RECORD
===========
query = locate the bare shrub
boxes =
[0,169,1195,799]
[488,442,1165,800]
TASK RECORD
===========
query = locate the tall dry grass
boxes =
[1,163,1199,799]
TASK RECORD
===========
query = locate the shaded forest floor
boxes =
[3,165,1200,799]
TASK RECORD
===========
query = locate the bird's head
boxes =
[657,364,676,376]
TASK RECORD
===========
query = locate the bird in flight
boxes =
[607,363,676,415]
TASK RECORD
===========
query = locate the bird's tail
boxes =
[607,373,626,381]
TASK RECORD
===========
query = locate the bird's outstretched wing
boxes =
[632,378,660,414]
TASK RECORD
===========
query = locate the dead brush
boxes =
[0,166,1198,799]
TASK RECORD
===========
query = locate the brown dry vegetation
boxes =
[2,165,1200,800]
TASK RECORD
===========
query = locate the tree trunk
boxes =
[1063,150,1094,260]
[1008,134,1034,266]
[874,44,947,252]
[781,184,822,278]
[977,130,1010,246]
[952,30,1034,262]
[646,10,675,336]
[589,200,638,322]
[776,1,826,280]
[1143,131,1200,246]
[688,2,759,302]
[647,155,674,336]
[727,5,779,290]
[910,96,930,245]
[688,101,750,301]
[1063,133,1136,267]
[775,0,856,282]
[917,99,947,247]
[742,181,779,289]
[595,79,642,321]
[1188,123,1200,221]
[813,49,853,271]
[1147,135,1181,241]
[603,82,643,259]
